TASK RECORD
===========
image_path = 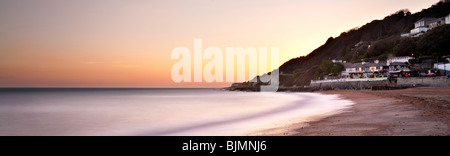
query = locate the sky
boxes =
[0,0,439,87]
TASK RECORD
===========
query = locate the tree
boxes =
[317,60,345,76]
[318,60,334,75]
[331,63,345,74]
[393,38,416,56]
[417,25,450,56]
[367,37,397,57]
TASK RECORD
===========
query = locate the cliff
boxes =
[273,1,450,87]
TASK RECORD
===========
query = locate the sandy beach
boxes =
[289,87,450,136]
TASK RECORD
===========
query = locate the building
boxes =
[446,14,450,24]
[410,27,429,37]
[344,62,388,79]
[411,56,437,70]
[332,59,345,63]
[434,63,450,73]
[405,18,436,37]
[402,15,450,38]
[388,62,410,78]
[342,63,356,77]
[429,18,446,30]
[400,33,410,37]
[410,18,436,37]
[387,56,415,66]
[342,60,414,79]
[414,18,436,28]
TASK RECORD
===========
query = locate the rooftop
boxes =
[350,62,387,68]
[346,61,410,68]
[416,17,437,22]
[389,62,408,66]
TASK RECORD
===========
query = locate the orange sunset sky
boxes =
[0,0,439,88]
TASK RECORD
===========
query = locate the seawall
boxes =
[310,77,450,90]
[228,77,450,92]
[397,77,450,87]
[310,80,390,90]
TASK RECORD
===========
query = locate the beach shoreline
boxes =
[273,87,450,136]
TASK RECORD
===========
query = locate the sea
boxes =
[0,88,353,136]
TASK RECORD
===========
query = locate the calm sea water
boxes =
[0,88,353,136]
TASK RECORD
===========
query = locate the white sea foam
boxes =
[0,89,353,136]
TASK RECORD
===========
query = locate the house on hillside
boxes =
[414,18,437,28]
[402,15,450,38]
[429,18,446,30]
[332,59,346,63]
[446,14,450,24]
[401,33,411,37]
[410,18,437,37]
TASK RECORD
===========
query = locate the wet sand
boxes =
[291,87,450,136]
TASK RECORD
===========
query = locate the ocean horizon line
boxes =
[0,87,225,92]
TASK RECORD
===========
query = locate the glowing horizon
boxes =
[0,0,439,87]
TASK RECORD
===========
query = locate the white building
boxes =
[434,63,450,72]
[429,18,446,30]
[332,59,343,63]
[410,27,428,35]
[343,62,388,79]
[400,33,410,37]
[387,56,414,66]
[410,18,436,37]
[414,18,436,27]
[403,15,450,38]
[446,14,450,24]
